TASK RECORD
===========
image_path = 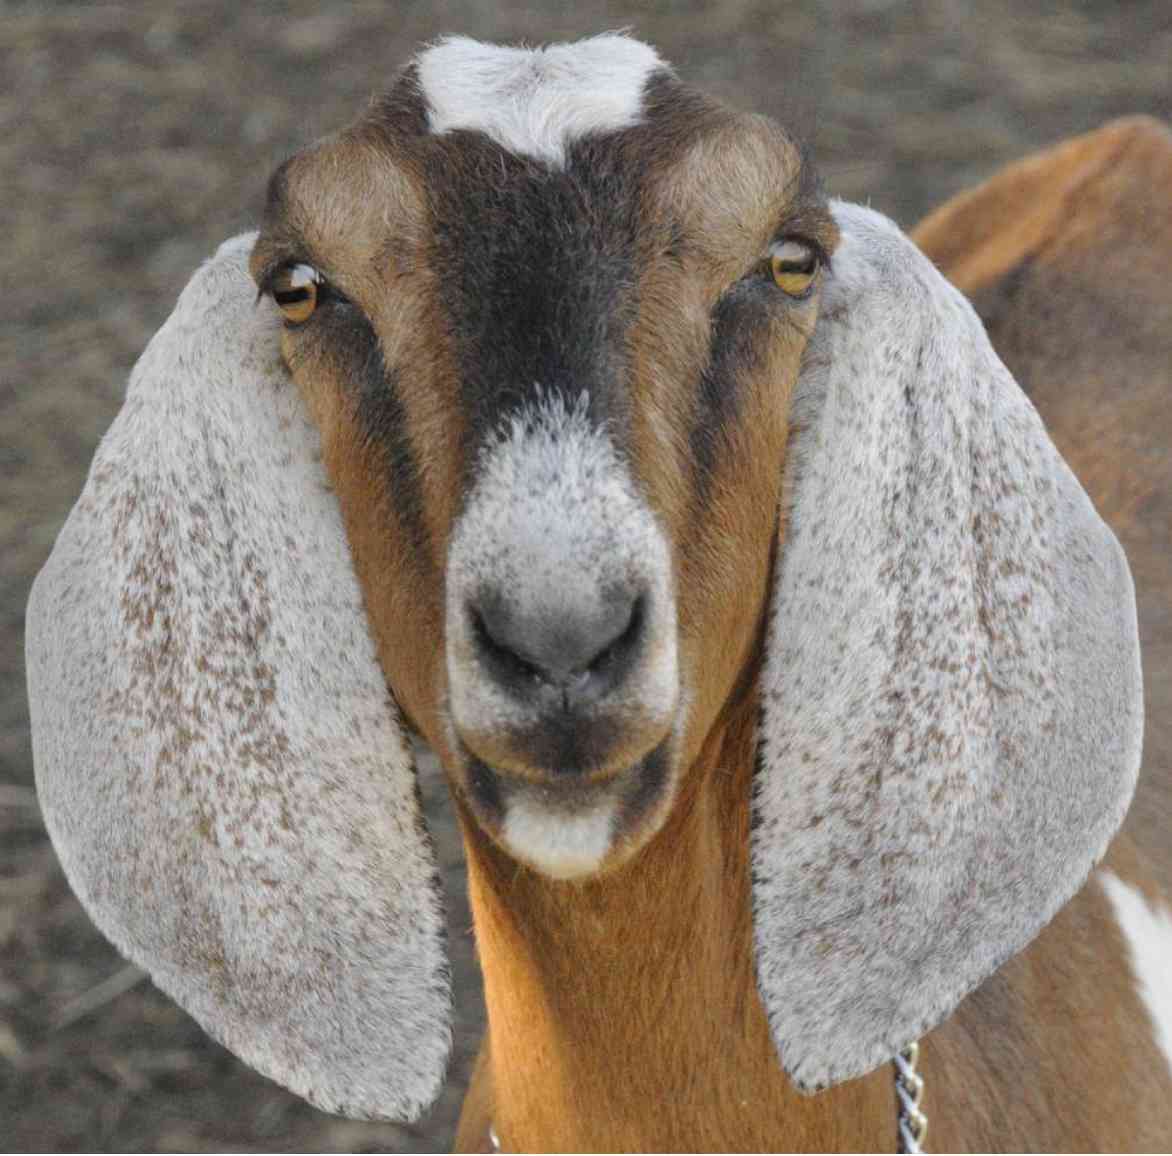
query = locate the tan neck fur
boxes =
[455,692,896,1153]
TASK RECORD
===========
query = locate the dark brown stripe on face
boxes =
[341,311,432,561]
[391,69,725,474]
[422,133,645,466]
[637,70,729,153]
[369,62,431,141]
[689,282,778,507]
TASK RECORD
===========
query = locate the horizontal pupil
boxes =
[776,257,815,274]
[275,287,312,304]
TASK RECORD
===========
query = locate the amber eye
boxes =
[272,263,324,325]
[769,240,820,298]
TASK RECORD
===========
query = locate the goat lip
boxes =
[456,720,672,792]
[463,752,627,789]
[460,750,630,807]
[452,704,673,787]
[458,736,677,878]
[453,711,675,790]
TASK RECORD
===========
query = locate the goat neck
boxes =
[456,687,896,1152]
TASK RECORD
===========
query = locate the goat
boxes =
[24,35,1171,1151]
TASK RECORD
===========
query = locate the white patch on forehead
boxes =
[416,34,667,167]
[503,794,617,879]
[1099,870,1172,1077]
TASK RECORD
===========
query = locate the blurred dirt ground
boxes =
[2,1,1169,1151]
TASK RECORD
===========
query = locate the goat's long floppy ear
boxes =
[753,202,1143,1091]
[25,235,450,1121]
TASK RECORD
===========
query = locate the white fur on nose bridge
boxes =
[446,394,677,740]
[472,395,642,572]
[454,395,670,623]
[416,34,666,167]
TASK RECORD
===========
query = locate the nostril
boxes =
[468,588,648,700]
[586,594,644,675]
[471,607,545,684]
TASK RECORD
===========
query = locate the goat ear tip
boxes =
[791,1075,826,1097]
[215,230,259,259]
[783,1051,855,1096]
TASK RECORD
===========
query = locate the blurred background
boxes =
[2,1,1169,1150]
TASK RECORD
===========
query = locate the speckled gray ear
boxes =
[25,235,450,1121]
[753,202,1143,1091]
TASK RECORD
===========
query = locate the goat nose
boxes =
[470,589,644,706]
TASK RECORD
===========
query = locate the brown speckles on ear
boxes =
[27,236,451,1122]
[916,120,1172,933]
[751,203,1142,1091]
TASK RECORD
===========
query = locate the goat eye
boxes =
[271,263,325,325]
[769,240,820,298]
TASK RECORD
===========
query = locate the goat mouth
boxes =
[460,738,674,879]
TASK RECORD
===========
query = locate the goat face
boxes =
[249,44,837,878]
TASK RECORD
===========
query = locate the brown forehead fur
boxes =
[252,124,427,309]
[254,75,825,286]
[660,113,818,281]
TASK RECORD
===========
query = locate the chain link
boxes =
[894,1040,928,1153]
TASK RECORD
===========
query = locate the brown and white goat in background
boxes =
[25,36,1172,1151]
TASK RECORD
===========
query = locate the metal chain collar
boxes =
[488,1042,928,1153]
[895,1040,929,1153]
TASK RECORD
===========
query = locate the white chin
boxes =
[501,794,617,880]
